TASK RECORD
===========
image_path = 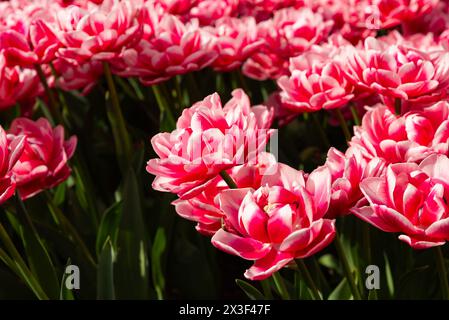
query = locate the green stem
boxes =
[363,223,372,265]
[261,279,273,299]
[186,73,201,102]
[312,257,331,295]
[435,246,449,299]
[115,75,141,101]
[350,105,360,126]
[173,76,184,109]
[219,171,238,189]
[233,70,251,94]
[311,113,331,149]
[35,64,63,124]
[0,222,49,300]
[103,61,133,173]
[272,272,291,300]
[296,259,322,300]
[45,193,97,268]
[152,85,176,130]
[336,109,352,142]
[334,233,362,300]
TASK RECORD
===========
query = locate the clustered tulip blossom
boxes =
[146,89,273,199]
[8,118,77,200]
[212,164,336,280]
[0,117,76,204]
[138,0,449,282]
[3,0,449,286]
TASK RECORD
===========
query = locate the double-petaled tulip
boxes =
[0,53,42,110]
[53,58,103,94]
[205,17,263,72]
[0,1,61,66]
[339,37,449,108]
[114,7,217,85]
[8,118,77,200]
[155,0,194,15]
[353,154,449,249]
[55,0,143,64]
[243,7,333,80]
[212,164,336,280]
[350,102,449,164]
[366,0,438,30]
[156,0,238,25]
[146,89,274,199]
[238,0,302,21]
[325,147,385,218]
[0,127,25,204]
[188,0,239,26]
[277,50,354,113]
[402,0,449,36]
[173,152,277,236]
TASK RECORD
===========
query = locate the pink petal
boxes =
[244,249,293,280]
[211,229,272,260]
[398,234,445,249]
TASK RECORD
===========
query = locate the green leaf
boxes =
[19,226,60,299]
[53,182,66,206]
[235,279,265,300]
[114,169,150,299]
[271,272,291,300]
[368,289,378,300]
[59,259,75,300]
[73,166,88,210]
[15,198,60,299]
[97,240,115,300]
[397,265,431,299]
[151,228,166,300]
[384,253,394,298]
[96,201,122,257]
[328,278,353,300]
[319,254,340,272]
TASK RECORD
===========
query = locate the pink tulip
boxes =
[238,0,303,21]
[369,0,438,30]
[325,147,385,218]
[212,163,336,280]
[8,118,77,200]
[0,53,43,110]
[0,29,38,67]
[0,1,62,66]
[173,152,277,236]
[188,0,239,26]
[402,1,449,36]
[53,58,103,94]
[205,17,263,72]
[353,153,449,249]
[146,89,274,199]
[155,0,194,15]
[113,8,217,85]
[350,102,449,164]
[29,19,62,64]
[325,0,438,35]
[379,31,442,53]
[338,37,449,107]
[277,50,354,113]
[55,0,143,64]
[0,127,25,204]
[242,7,333,80]
[55,0,105,7]
[156,0,239,25]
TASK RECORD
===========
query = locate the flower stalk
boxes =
[103,61,133,173]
